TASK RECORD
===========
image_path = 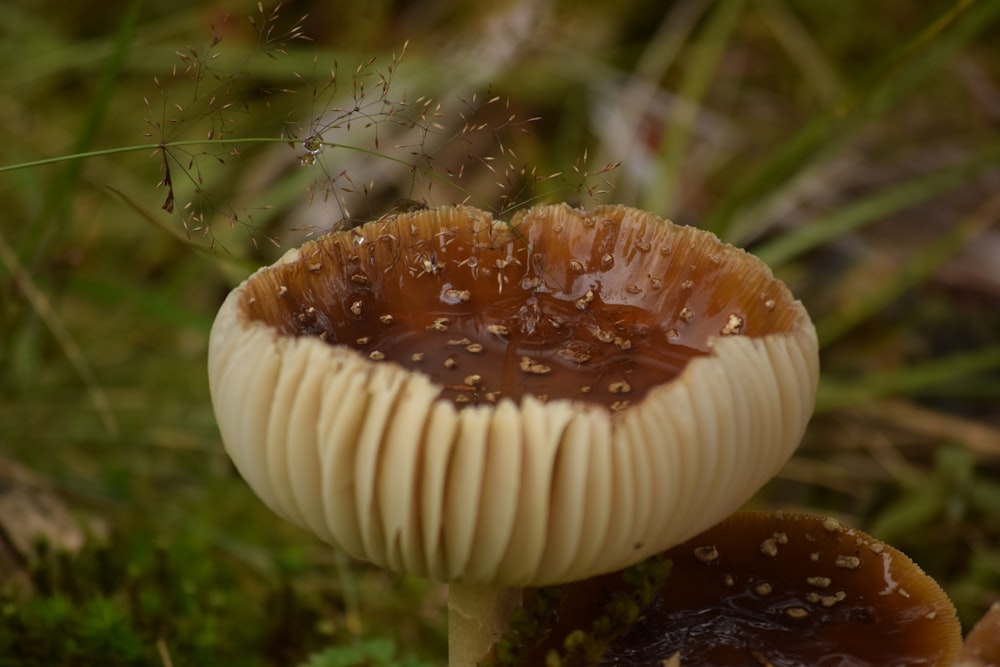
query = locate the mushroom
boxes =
[207,204,820,665]
[507,510,963,666]
[959,602,1000,667]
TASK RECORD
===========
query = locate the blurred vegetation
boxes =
[1,0,998,664]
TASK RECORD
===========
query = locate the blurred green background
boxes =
[1,0,999,664]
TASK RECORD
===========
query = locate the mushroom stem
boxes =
[447,583,522,667]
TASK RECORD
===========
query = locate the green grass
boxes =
[1,0,999,663]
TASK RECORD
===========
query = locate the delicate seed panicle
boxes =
[465,343,484,353]
[427,318,450,331]
[379,314,394,324]
[720,313,745,336]
[693,546,719,563]
[464,374,483,386]
[575,290,595,310]
[369,351,385,361]
[679,307,694,323]
[519,357,551,375]
[350,300,363,315]
[487,324,509,336]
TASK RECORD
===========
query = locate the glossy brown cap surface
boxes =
[208,205,819,585]
[540,511,961,666]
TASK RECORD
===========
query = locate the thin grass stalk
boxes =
[17,0,145,268]
[705,0,1000,245]
[814,192,1000,347]
[753,143,1000,268]
[816,345,1000,414]
[641,0,744,216]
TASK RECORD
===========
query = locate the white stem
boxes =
[447,583,523,666]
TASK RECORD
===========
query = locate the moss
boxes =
[0,537,332,667]
[479,554,672,667]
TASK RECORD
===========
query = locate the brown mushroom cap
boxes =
[521,511,962,666]
[208,204,819,586]
[959,602,1000,667]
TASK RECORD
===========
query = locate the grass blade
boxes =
[753,143,1000,268]
[17,0,145,267]
[0,228,118,436]
[816,344,1000,414]
[704,0,1000,244]
[642,0,745,215]
[814,192,1000,347]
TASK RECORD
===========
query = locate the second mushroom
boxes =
[207,204,820,665]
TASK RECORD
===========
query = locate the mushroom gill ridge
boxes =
[208,204,820,586]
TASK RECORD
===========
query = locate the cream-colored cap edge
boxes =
[208,273,818,586]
